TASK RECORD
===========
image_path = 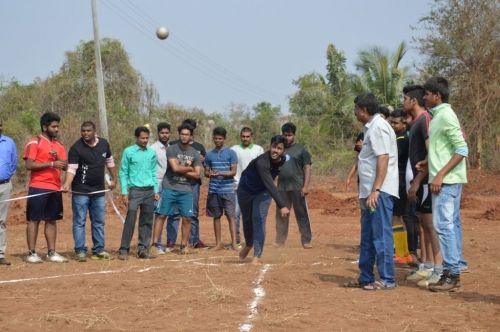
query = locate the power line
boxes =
[100,0,281,102]
[121,0,281,99]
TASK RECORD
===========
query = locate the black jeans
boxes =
[119,188,155,254]
[275,190,312,245]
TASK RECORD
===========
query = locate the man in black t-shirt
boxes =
[62,121,117,262]
[389,109,413,264]
[403,85,443,287]
[238,135,290,264]
[275,122,313,249]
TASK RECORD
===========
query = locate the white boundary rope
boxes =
[106,191,125,224]
[0,189,110,203]
[0,256,228,285]
[0,188,126,224]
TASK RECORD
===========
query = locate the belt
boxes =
[0,179,10,185]
[129,186,154,191]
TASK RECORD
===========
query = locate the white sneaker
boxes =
[26,252,43,264]
[151,246,166,255]
[164,246,175,253]
[417,272,442,288]
[48,252,68,263]
[406,267,433,282]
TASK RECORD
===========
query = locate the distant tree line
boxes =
[1,0,498,187]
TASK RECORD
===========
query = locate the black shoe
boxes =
[0,258,11,265]
[137,251,156,259]
[429,271,460,292]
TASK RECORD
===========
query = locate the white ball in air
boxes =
[156,26,169,40]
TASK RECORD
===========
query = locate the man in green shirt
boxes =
[418,77,468,292]
[118,126,159,260]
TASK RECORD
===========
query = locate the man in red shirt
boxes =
[23,112,68,263]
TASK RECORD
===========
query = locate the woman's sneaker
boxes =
[26,252,43,264]
[48,251,68,263]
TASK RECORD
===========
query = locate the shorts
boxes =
[206,193,236,219]
[393,184,408,217]
[157,189,193,217]
[26,187,63,222]
[416,183,432,214]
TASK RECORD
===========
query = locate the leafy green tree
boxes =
[0,39,158,185]
[251,101,281,147]
[350,41,409,108]
[416,0,499,169]
[323,44,356,144]
[289,72,332,125]
[326,44,349,97]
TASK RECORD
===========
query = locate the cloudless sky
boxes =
[0,0,429,114]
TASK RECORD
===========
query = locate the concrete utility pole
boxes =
[91,0,109,138]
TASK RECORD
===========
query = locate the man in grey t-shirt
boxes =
[345,93,398,290]
[156,123,202,254]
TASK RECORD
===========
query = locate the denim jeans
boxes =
[238,188,272,258]
[166,182,200,245]
[72,194,106,254]
[358,192,395,286]
[432,184,466,275]
[166,216,179,244]
[234,198,242,243]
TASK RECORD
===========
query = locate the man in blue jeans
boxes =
[345,93,399,290]
[238,135,290,265]
[63,121,117,261]
[418,77,468,292]
[231,127,264,248]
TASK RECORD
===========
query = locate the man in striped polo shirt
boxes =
[204,127,238,250]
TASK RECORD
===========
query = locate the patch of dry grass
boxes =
[40,308,122,330]
[205,272,235,303]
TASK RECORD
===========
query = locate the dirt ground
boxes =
[1,170,499,331]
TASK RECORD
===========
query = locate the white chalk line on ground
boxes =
[0,255,229,285]
[239,264,271,332]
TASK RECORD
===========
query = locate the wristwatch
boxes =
[373,188,381,192]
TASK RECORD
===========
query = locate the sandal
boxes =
[362,280,395,291]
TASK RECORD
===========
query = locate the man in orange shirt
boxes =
[23,112,68,263]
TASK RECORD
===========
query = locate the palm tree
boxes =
[350,41,409,108]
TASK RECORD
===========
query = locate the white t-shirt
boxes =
[231,143,264,185]
[150,141,168,184]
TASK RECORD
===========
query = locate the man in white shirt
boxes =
[231,127,264,247]
[149,122,171,254]
[346,93,399,290]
